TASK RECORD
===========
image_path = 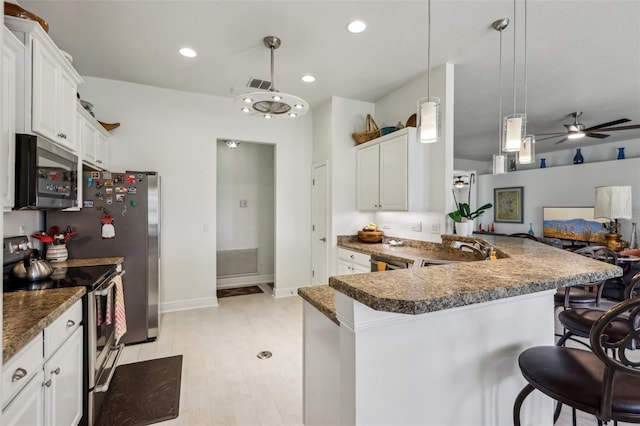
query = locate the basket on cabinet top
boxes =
[352,114,381,144]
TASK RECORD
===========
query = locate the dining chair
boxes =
[514,296,640,426]
[554,246,619,310]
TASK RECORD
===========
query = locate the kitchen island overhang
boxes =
[302,235,622,426]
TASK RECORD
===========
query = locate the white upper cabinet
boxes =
[2,27,23,211]
[78,104,109,170]
[356,128,423,211]
[5,16,83,152]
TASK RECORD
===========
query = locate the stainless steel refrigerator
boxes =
[46,171,160,345]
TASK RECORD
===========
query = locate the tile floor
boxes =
[116,289,633,426]
[117,283,303,425]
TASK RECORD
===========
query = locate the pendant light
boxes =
[502,0,525,153]
[233,36,309,119]
[493,18,509,175]
[417,0,441,144]
[517,0,535,165]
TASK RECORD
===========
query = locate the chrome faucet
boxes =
[452,241,494,260]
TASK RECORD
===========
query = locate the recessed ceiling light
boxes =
[289,112,298,118]
[241,107,250,113]
[347,20,366,34]
[272,95,283,101]
[301,74,316,83]
[178,47,197,58]
[264,114,272,119]
[294,104,304,110]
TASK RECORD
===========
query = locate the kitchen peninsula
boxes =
[299,234,622,425]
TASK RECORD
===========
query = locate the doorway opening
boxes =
[216,139,275,296]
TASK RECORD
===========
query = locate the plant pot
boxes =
[455,222,469,236]
[465,219,475,236]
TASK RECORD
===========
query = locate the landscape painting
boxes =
[542,207,608,242]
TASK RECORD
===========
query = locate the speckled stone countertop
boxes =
[3,287,85,362]
[337,235,483,265]
[330,234,622,315]
[298,286,339,325]
[53,257,124,268]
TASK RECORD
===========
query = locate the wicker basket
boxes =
[357,230,384,243]
[352,114,381,144]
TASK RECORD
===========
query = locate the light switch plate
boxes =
[431,223,440,233]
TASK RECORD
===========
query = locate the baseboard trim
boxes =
[160,297,218,313]
[217,274,274,289]
[273,286,301,298]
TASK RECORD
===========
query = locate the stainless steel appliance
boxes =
[3,236,123,426]
[14,133,79,210]
[46,171,161,345]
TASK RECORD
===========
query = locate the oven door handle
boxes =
[93,343,124,393]
[94,281,115,297]
[369,259,405,270]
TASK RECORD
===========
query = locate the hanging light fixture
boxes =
[417,0,441,144]
[517,0,535,165]
[502,0,526,153]
[225,140,241,149]
[453,176,466,188]
[233,36,309,119]
[493,18,509,175]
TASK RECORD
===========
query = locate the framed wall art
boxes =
[494,186,524,223]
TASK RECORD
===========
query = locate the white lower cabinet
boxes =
[1,300,83,426]
[44,327,83,426]
[2,370,45,426]
[337,248,370,274]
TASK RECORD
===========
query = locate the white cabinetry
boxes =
[337,248,370,274]
[5,16,83,151]
[356,128,423,211]
[1,300,83,426]
[78,105,109,170]
[2,27,23,211]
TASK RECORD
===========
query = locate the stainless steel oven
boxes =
[86,269,125,426]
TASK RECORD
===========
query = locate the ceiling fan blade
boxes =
[535,133,565,136]
[585,132,609,139]
[584,118,631,131]
[536,134,565,141]
[554,137,569,145]
[592,124,640,132]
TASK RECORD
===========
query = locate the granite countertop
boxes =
[298,285,339,325]
[330,234,622,315]
[3,287,85,362]
[53,256,125,268]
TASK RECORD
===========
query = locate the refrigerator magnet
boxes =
[128,186,137,194]
[106,196,113,205]
[90,172,100,179]
[116,194,125,202]
[104,179,114,187]
[102,171,112,179]
[114,173,124,183]
[83,200,94,208]
[126,174,136,184]
[105,188,113,195]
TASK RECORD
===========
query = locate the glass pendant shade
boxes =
[417,97,441,143]
[517,135,535,164]
[503,114,526,152]
[493,154,507,175]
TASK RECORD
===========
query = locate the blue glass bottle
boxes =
[528,223,534,236]
[618,147,625,160]
[573,148,584,164]
[540,158,546,168]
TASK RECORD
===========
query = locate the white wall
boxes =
[216,140,274,286]
[3,211,41,237]
[79,77,312,308]
[477,156,640,240]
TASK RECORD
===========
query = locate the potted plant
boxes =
[447,175,492,235]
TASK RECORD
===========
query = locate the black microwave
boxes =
[14,134,78,210]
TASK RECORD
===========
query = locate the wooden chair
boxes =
[514,296,640,425]
[555,246,618,309]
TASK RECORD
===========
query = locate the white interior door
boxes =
[311,163,328,285]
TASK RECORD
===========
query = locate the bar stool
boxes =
[514,297,640,425]
[554,246,618,309]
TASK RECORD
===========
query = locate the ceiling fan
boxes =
[536,111,640,145]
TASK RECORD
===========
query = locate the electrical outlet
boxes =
[382,224,391,230]
[412,221,422,232]
[431,223,441,234]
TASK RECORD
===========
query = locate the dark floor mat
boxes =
[96,355,183,426]
[217,285,264,298]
